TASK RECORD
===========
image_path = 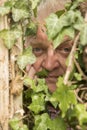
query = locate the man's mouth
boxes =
[45,76,58,83]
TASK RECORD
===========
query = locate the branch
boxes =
[74,58,87,80]
[64,33,80,85]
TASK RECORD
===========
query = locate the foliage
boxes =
[17,46,36,70]
[51,77,77,117]
[33,113,67,130]
[9,117,28,130]
[1,0,87,130]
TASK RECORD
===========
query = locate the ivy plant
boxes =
[0,0,87,130]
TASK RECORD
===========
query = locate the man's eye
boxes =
[33,48,42,52]
[32,48,44,56]
[63,47,71,53]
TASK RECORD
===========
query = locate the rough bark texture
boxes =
[0,16,9,130]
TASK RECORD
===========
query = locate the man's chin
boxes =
[46,82,57,93]
[45,77,58,92]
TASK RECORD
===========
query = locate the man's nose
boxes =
[42,48,59,71]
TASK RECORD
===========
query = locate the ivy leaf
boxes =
[53,27,75,49]
[70,0,85,10]
[45,13,61,40]
[25,22,37,36]
[80,23,87,46]
[74,73,82,81]
[9,117,28,130]
[33,113,51,130]
[52,77,77,117]
[29,93,45,114]
[45,13,70,40]
[0,28,22,49]
[9,117,19,130]
[14,0,30,9]
[30,0,41,10]
[19,125,28,130]
[0,6,10,16]
[49,117,67,130]
[12,8,29,22]
[75,104,87,125]
[33,113,66,130]
[36,69,49,78]
[4,1,15,8]
[17,46,36,70]
[32,78,48,93]
[23,76,34,87]
[68,104,87,125]
[11,0,31,22]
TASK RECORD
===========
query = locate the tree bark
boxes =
[0,16,9,130]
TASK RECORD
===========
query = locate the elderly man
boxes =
[26,24,73,93]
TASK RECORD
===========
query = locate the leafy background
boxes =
[0,0,87,130]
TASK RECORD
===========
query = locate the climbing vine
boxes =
[0,0,87,130]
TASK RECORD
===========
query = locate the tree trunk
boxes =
[0,16,9,130]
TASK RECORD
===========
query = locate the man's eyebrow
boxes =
[57,39,73,49]
[31,42,49,49]
[62,39,73,44]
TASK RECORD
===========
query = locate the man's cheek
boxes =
[27,66,36,79]
[26,64,31,73]
[32,56,45,71]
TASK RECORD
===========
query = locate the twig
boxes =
[64,33,80,85]
[74,90,84,103]
[74,58,87,80]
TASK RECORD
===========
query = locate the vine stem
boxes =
[74,58,87,80]
[64,32,80,85]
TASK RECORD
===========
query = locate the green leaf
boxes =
[75,104,87,125]
[52,77,77,117]
[70,0,85,10]
[36,69,49,78]
[53,27,75,49]
[25,22,37,36]
[45,13,61,40]
[34,78,48,93]
[30,0,41,10]
[14,0,29,9]
[45,12,71,39]
[0,6,10,16]
[74,73,82,81]
[9,117,20,130]
[12,8,29,22]
[33,113,66,130]
[17,46,36,70]
[11,0,32,22]
[23,76,34,87]
[69,104,87,125]
[4,1,15,8]
[49,117,67,130]
[80,23,87,46]
[19,125,28,130]
[0,28,22,49]
[33,113,51,130]
[55,10,65,17]
[29,93,45,114]
[9,117,28,130]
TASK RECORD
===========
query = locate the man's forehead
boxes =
[29,36,73,48]
[29,36,51,48]
[25,24,73,48]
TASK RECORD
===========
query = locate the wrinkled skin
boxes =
[26,24,73,93]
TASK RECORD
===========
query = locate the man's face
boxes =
[26,25,73,92]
